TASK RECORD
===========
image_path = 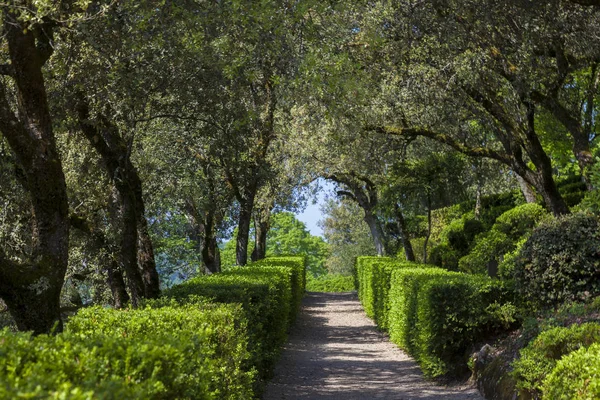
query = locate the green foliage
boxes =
[428,244,460,271]
[388,267,457,351]
[354,256,394,317]
[542,342,600,399]
[414,275,515,377]
[459,203,548,275]
[458,230,513,274]
[265,213,329,275]
[0,256,305,398]
[514,213,600,309]
[322,200,377,275]
[386,267,516,377]
[512,322,600,397]
[306,274,355,292]
[493,203,548,240]
[252,255,307,322]
[0,300,253,399]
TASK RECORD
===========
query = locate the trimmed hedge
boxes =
[356,257,517,378]
[0,300,253,399]
[355,256,393,312]
[354,256,402,322]
[542,342,600,399]
[0,256,305,399]
[164,257,305,383]
[458,203,547,275]
[306,274,355,292]
[512,322,600,398]
[252,255,306,322]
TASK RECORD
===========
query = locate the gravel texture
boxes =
[262,291,484,400]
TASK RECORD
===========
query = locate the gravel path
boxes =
[262,292,483,400]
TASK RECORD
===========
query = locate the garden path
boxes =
[262,291,483,400]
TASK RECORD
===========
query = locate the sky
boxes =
[295,179,335,238]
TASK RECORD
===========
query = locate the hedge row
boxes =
[0,256,306,399]
[306,274,354,292]
[355,256,515,377]
[164,256,306,386]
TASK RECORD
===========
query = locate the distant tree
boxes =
[320,199,377,275]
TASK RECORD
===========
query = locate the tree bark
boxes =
[364,210,387,257]
[0,15,69,334]
[327,173,389,256]
[394,204,415,261]
[423,194,432,264]
[236,196,255,266]
[516,175,537,203]
[251,204,271,261]
[75,100,160,301]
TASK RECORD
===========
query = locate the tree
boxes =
[359,0,600,216]
[320,199,377,275]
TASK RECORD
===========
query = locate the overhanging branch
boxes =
[373,125,511,164]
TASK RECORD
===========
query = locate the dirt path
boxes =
[262,292,483,400]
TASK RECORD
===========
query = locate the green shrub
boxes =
[514,212,600,309]
[493,203,547,240]
[371,260,418,331]
[0,302,253,400]
[458,230,513,274]
[388,267,456,351]
[354,256,393,314]
[252,255,306,321]
[414,275,515,377]
[497,237,527,280]
[459,204,547,275]
[164,266,291,381]
[306,274,354,292]
[542,342,600,399]
[512,322,600,397]
[438,215,485,257]
[429,244,459,271]
[387,267,515,377]
[0,256,302,399]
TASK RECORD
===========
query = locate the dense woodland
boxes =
[1,0,600,398]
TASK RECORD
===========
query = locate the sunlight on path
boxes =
[262,292,483,400]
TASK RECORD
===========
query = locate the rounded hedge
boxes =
[542,342,600,399]
[514,213,600,309]
[512,322,600,397]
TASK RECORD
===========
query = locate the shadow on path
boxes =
[262,292,482,400]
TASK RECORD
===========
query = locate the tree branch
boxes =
[372,125,511,164]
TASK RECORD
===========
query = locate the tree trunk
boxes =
[69,214,130,308]
[251,206,271,261]
[75,100,160,301]
[395,204,415,261]
[364,209,387,256]
[119,191,145,307]
[236,195,255,266]
[516,175,537,203]
[136,214,160,298]
[202,211,221,274]
[106,265,130,309]
[423,194,432,264]
[0,16,69,334]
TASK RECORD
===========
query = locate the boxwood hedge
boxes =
[356,257,516,378]
[0,256,305,399]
